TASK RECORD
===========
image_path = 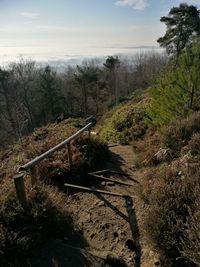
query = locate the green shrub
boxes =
[99,99,148,144]
[147,43,200,127]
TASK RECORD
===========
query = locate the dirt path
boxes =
[64,144,147,267]
[32,144,159,267]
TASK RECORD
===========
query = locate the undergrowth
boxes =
[0,181,81,267]
[136,112,200,267]
[145,164,200,267]
[0,118,107,266]
[99,97,148,144]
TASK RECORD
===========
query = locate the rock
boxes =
[98,201,105,207]
[106,182,115,186]
[101,181,106,186]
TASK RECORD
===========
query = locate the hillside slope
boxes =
[98,93,200,267]
[0,118,108,267]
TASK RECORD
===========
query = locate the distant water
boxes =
[0,45,164,69]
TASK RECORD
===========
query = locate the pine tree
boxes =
[158,3,200,57]
[147,41,200,126]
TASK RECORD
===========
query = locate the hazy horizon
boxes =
[1,0,200,66]
[0,45,164,67]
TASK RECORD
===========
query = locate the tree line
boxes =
[0,52,166,148]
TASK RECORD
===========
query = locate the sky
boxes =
[0,0,200,64]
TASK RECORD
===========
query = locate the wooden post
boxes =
[67,142,73,168]
[14,173,28,209]
[30,166,37,186]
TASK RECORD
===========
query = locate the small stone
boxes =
[98,201,105,207]
[101,181,106,186]
[107,182,114,186]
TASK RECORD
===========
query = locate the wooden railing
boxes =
[13,116,96,209]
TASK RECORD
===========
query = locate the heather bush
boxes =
[162,111,200,153]
[0,182,79,266]
[188,133,200,156]
[180,210,200,266]
[74,135,108,170]
[146,164,200,266]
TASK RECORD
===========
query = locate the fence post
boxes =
[67,142,73,168]
[14,173,28,209]
[30,166,37,186]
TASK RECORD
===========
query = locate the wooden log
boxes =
[64,183,132,198]
[91,169,130,177]
[67,142,73,168]
[30,166,37,186]
[88,173,135,187]
[14,173,28,209]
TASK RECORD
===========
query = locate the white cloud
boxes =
[20,12,39,19]
[115,0,148,10]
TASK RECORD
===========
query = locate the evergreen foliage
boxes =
[147,41,200,126]
[158,3,200,57]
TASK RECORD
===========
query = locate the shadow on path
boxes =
[124,196,141,267]
[95,193,141,267]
